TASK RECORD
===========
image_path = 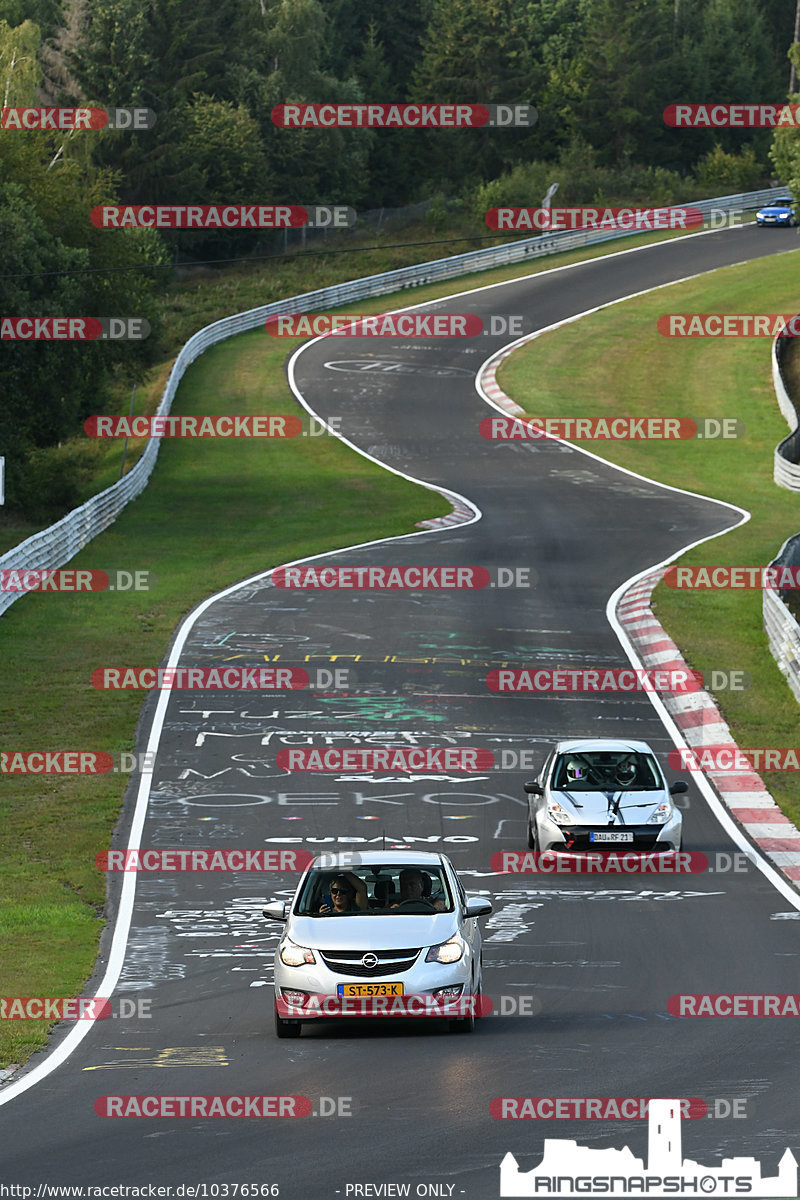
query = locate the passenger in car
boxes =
[318,872,369,914]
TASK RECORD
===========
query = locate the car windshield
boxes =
[295,865,454,915]
[552,750,663,791]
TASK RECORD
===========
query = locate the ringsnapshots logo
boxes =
[498,1097,797,1197]
[271,103,537,128]
[485,207,702,233]
[90,205,355,229]
[1,107,155,130]
[1,318,150,340]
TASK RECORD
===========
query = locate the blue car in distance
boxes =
[755,197,797,226]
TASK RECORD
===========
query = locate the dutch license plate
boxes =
[590,830,634,843]
[337,982,404,997]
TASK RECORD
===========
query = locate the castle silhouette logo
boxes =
[499,1099,797,1197]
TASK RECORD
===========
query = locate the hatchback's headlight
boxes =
[547,800,576,826]
[280,939,316,966]
[426,935,465,964]
[647,803,672,825]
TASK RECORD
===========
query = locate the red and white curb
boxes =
[417,487,476,529]
[482,350,527,416]
[618,569,800,886]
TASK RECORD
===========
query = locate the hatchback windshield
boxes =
[296,865,454,915]
[552,750,663,791]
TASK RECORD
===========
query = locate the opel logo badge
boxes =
[361,953,378,969]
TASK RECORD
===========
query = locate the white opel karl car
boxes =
[263,850,492,1037]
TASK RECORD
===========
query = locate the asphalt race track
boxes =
[2,225,800,1198]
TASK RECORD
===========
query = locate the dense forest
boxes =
[3,0,800,517]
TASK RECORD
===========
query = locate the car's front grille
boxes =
[320,948,422,977]
[561,827,666,852]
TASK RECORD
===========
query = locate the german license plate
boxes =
[590,830,634,843]
[337,982,404,997]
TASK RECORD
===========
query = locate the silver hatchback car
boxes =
[525,738,686,853]
[263,850,492,1037]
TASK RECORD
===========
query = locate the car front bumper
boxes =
[273,953,476,1019]
[535,810,682,853]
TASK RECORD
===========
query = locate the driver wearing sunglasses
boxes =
[318,872,369,915]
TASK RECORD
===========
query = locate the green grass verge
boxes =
[497,245,800,829]
[0,327,449,1068]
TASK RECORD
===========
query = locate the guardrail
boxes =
[772,321,800,490]
[765,320,800,698]
[764,533,800,705]
[0,185,787,618]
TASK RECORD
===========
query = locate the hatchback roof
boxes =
[553,737,654,754]
[310,849,448,869]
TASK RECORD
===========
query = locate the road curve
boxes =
[1,225,799,1200]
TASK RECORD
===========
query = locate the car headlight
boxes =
[279,938,316,966]
[426,934,465,964]
[546,800,576,826]
[647,803,673,825]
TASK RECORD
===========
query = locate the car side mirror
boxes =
[669,780,688,795]
[524,780,543,794]
[263,901,290,921]
[465,897,493,918]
